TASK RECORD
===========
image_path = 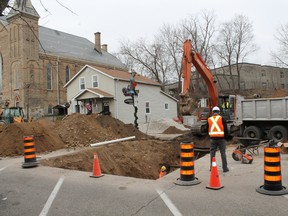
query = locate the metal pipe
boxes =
[90,136,136,147]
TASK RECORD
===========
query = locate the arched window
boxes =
[47,63,52,89]
[65,65,70,83]
[14,63,19,89]
[29,64,34,83]
[0,54,2,93]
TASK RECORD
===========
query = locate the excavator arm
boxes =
[180,39,218,116]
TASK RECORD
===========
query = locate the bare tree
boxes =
[179,11,217,94]
[215,14,257,91]
[272,23,288,67]
[119,38,172,86]
[158,24,183,92]
[118,24,183,87]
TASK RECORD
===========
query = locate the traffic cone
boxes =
[206,157,224,190]
[90,152,104,178]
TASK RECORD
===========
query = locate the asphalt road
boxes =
[1,145,288,216]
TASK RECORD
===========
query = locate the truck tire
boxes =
[243,126,262,139]
[268,125,288,143]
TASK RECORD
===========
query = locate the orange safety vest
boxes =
[208,115,225,138]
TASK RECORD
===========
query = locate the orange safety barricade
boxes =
[256,147,288,195]
[22,135,39,168]
[175,142,201,186]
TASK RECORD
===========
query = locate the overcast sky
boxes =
[31,0,288,66]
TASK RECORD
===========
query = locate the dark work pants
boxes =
[210,138,228,171]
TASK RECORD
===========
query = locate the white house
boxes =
[64,65,178,124]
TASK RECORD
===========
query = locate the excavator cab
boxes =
[218,95,235,121]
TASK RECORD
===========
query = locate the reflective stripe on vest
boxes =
[208,115,224,137]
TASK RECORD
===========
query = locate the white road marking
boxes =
[39,177,64,216]
[284,194,288,199]
[0,167,7,172]
[156,189,182,216]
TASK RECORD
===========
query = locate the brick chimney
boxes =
[102,44,108,52]
[94,32,101,53]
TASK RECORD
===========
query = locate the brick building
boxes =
[0,0,125,119]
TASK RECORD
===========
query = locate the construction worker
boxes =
[159,166,167,178]
[207,106,229,172]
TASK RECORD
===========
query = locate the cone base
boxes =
[174,177,201,186]
[22,161,39,168]
[256,185,288,196]
[90,174,104,178]
[206,185,224,190]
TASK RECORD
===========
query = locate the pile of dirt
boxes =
[162,126,188,134]
[0,113,190,179]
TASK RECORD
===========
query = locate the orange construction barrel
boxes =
[174,142,201,186]
[256,146,288,195]
[22,135,39,168]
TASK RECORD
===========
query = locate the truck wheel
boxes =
[243,126,262,139]
[268,125,288,143]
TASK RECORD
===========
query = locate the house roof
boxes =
[3,2,126,70]
[72,88,114,100]
[64,65,160,88]
[38,26,126,69]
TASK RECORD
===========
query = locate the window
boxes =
[164,103,169,110]
[281,83,285,89]
[47,63,52,90]
[280,71,284,78]
[261,70,266,77]
[240,81,245,90]
[14,63,19,89]
[262,82,267,89]
[92,75,99,88]
[29,64,34,83]
[145,102,150,114]
[80,77,85,90]
[65,65,70,83]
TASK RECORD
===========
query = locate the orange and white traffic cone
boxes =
[206,157,223,190]
[90,152,104,178]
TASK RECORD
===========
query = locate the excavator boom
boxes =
[180,39,219,117]
[182,40,218,106]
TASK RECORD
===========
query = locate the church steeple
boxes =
[7,0,39,20]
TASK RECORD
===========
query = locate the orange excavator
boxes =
[179,39,236,136]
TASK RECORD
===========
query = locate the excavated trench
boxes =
[0,113,210,180]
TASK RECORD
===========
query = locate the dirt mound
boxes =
[162,126,187,134]
[0,113,187,179]
[0,119,65,156]
[56,113,149,148]
[0,113,151,157]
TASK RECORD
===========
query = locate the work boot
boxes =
[223,168,229,173]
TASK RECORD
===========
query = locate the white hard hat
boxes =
[212,106,220,112]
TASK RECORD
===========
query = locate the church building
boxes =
[0,0,126,119]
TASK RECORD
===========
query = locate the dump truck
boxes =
[233,95,288,143]
[179,39,288,143]
[0,107,25,124]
